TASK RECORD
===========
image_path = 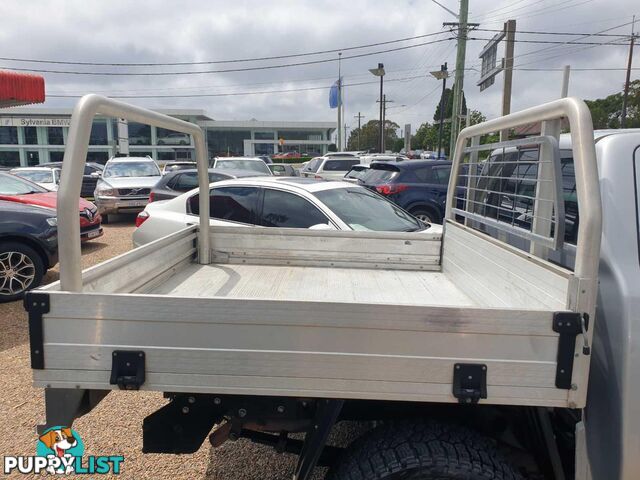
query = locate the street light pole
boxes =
[369,63,385,153]
[431,62,448,158]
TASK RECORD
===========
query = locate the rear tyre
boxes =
[327,419,523,480]
[0,242,44,303]
[101,214,110,224]
[410,206,440,224]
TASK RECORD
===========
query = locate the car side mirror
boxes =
[308,223,337,231]
[90,171,101,178]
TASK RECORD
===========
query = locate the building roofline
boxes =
[0,107,336,129]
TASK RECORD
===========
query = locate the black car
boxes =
[40,161,104,199]
[358,160,459,224]
[0,200,58,302]
[150,168,268,202]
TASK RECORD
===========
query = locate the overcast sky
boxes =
[0,0,638,135]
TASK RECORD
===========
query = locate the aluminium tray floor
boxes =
[150,263,476,307]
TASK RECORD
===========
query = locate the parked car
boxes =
[41,161,103,198]
[343,164,370,183]
[0,200,59,302]
[0,171,102,241]
[94,156,162,223]
[150,168,268,202]
[359,154,409,165]
[272,151,301,160]
[133,177,439,246]
[300,156,361,180]
[157,132,190,145]
[324,151,362,158]
[10,166,61,191]
[210,157,273,176]
[358,160,457,224]
[256,155,273,164]
[269,163,298,176]
[161,161,197,175]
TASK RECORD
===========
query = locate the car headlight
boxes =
[96,187,115,196]
[46,217,58,227]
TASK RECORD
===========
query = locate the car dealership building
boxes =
[0,107,336,168]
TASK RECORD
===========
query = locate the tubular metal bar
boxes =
[445,96,601,284]
[462,135,558,153]
[58,95,210,292]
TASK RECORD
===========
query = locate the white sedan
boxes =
[133,177,441,246]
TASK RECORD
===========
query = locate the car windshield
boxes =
[216,160,271,175]
[345,167,368,179]
[314,187,423,232]
[12,170,54,184]
[0,173,48,194]
[103,161,160,178]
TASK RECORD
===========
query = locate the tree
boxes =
[433,83,467,122]
[585,80,640,129]
[347,119,400,152]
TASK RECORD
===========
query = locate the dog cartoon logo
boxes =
[36,426,84,474]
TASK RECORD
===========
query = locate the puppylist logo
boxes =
[3,426,124,475]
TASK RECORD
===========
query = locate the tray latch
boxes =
[110,350,146,390]
[452,363,487,404]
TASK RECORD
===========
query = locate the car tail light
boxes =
[148,192,155,203]
[314,175,323,180]
[375,184,408,195]
[135,211,149,227]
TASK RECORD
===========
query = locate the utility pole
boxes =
[444,0,477,157]
[337,53,342,152]
[377,96,394,152]
[499,19,516,141]
[354,112,364,150]
[344,124,350,149]
[621,16,637,128]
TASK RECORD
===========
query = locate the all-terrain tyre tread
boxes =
[327,419,524,480]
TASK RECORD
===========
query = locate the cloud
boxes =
[1,0,637,135]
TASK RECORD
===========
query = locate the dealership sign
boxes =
[2,117,71,127]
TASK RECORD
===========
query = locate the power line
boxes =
[468,37,629,46]
[479,0,595,25]
[46,74,430,99]
[0,31,450,67]
[0,38,452,76]
[474,27,630,37]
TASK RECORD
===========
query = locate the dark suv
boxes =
[40,161,104,199]
[359,160,458,224]
[0,200,58,302]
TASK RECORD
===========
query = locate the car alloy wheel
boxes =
[0,250,36,296]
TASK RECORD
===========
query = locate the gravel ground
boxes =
[0,216,358,479]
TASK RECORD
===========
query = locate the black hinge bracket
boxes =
[452,363,487,404]
[24,292,50,369]
[553,312,589,389]
[110,350,145,390]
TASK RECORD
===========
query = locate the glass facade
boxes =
[26,151,40,166]
[129,122,151,145]
[90,120,108,145]
[0,126,18,144]
[157,128,191,146]
[0,114,332,166]
[254,131,275,140]
[24,127,38,145]
[48,127,64,145]
[207,130,251,157]
[0,151,20,167]
[277,130,323,141]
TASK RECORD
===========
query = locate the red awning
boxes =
[0,71,45,107]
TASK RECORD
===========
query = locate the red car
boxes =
[272,151,301,160]
[0,171,103,241]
